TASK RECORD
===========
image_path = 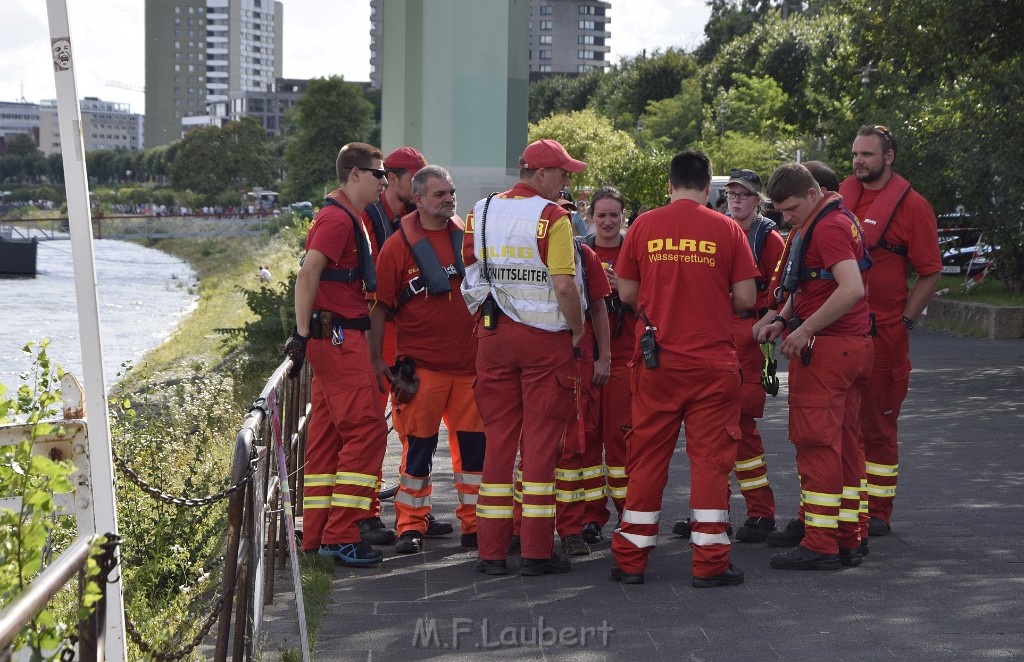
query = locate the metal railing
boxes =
[214,358,310,661]
[0,534,119,662]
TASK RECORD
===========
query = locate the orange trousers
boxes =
[611,359,741,577]
[581,361,631,527]
[302,331,388,549]
[392,367,484,536]
[861,321,910,526]
[733,316,776,519]
[788,335,873,554]
[474,320,576,562]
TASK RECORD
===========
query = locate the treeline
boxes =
[2,0,1020,288]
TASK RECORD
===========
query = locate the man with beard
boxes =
[368,165,485,555]
[838,125,941,537]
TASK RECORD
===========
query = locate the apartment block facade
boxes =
[145,0,283,147]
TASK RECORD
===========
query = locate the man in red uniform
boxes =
[670,168,785,543]
[610,150,758,587]
[461,139,586,577]
[839,125,941,536]
[579,187,636,543]
[358,146,453,546]
[367,165,484,554]
[285,142,390,567]
[758,162,874,570]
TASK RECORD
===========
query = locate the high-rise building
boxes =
[0,101,41,150]
[145,0,283,148]
[38,97,144,156]
[228,77,309,138]
[368,0,611,89]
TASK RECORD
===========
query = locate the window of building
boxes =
[539,35,552,45]
[540,4,552,14]
[579,4,597,14]
[539,20,553,30]
[579,20,595,30]
[540,64,552,72]
[578,50,596,60]
[579,34,595,44]
[539,50,551,60]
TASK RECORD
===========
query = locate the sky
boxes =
[1,0,711,111]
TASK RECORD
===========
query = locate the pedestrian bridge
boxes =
[1,213,278,242]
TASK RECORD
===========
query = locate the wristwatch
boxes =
[770,315,787,327]
[902,315,915,330]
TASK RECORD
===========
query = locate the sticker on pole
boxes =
[52,37,73,71]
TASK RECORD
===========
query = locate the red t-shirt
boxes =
[579,243,612,360]
[307,190,371,319]
[592,242,638,363]
[792,208,871,336]
[370,213,476,374]
[850,186,941,325]
[617,199,759,364]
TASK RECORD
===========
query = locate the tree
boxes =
[528,72,601,124]
[637,77,704,152]
[591,49,698,132]
[282,76,375,202]
[170,117,276,198]
[528,109,636,192]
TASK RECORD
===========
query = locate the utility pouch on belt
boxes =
[638,304,659,369]
[481,299,498,330]
[868,312,877,337]
[389,357,419,404]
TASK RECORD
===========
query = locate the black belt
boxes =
[309,309,370,339]
[738,307,769,320]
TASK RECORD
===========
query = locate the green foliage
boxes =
[591,49,699,131]
[594,148,673,218]
[528,109,636,191]
[0,342,99,661]
[282,76,376,202]
[638,78,704,152]
[217,275,297,379]
[110,364,239,658]
[170,117,278,197]
[528,72,602,124]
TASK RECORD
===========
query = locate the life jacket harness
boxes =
[391,214,466,313]
[747,214,778,291]
[779,197,872,297]
[312,196,377,292]
[582,231,633,337]
[364,199,402,255]
[839,173,913,257]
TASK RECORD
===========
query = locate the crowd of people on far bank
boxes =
[283,125,940,587]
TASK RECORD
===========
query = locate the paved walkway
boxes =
[267,329,1024,661]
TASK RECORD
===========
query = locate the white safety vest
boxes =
[461,195,584,332]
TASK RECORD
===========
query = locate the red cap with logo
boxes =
[519,139,587,172]
[384,146,428,171]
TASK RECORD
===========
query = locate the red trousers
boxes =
[393,368,484,536]
[302,332,388,549]
[474,320,576,561]
[788,335,873,554]
[581,361,631,527]
[611,358,741,577]
[862,322,910,525]
[733,317,776,519]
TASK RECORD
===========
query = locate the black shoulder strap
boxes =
[321,197,377,291]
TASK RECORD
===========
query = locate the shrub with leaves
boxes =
[0,342,103,660]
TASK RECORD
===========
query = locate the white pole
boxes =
[44,2,126,659]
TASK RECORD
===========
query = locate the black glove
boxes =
[285,330,308,379]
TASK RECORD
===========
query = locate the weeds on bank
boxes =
[934,275,1024,306]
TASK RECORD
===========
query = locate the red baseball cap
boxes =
[384,146,427,171]
[519,139,586,172]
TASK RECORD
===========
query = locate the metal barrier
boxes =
[213,358,310,661]
[0,534,119,661]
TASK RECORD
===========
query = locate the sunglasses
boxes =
[356,166,387,179]
[873,125,896,153]
[729,169,760,184]
[726,191,755,201]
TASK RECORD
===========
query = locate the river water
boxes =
[0,237,198,397]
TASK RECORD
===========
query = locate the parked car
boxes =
[290,201,315,221]
[938,227,996,277]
